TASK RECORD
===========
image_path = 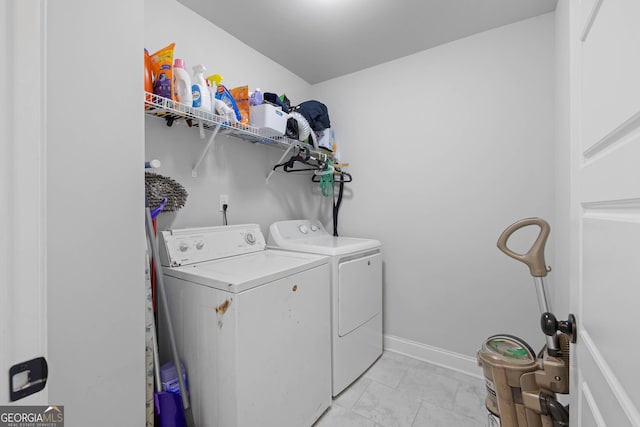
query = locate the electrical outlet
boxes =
[219,194,229,212]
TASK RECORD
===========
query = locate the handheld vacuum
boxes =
[477,218,577,427]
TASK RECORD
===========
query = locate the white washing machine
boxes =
[267,219,383,396]
[158,224,331,427]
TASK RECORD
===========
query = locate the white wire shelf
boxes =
[144,91,299,150]
[144,91,335,179]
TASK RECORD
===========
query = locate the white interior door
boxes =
[0,0,48,405]
[570,0,640,425]
[2,4,146,425]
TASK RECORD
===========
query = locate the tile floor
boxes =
[314,351,487,427]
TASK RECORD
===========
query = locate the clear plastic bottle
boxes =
[172,58,193,107]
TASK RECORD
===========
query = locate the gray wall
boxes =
[312,13,556,359]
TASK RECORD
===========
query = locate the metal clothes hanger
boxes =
[272,146,328,173]
[311,169,352,183]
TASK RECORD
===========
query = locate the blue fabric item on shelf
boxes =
[295,100,331,132]
[263,92,290,113]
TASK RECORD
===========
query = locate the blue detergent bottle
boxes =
[207,73,242,121]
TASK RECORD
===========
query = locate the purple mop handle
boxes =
[151,198,167,220]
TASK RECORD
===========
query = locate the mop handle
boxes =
[145,208,196,426]
[497,217,551,278]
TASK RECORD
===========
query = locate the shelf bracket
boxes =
[192,122,222,177]
[265,144,296,184]
[197,119,205,139]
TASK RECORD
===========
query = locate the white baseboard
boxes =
[384,334,483,380]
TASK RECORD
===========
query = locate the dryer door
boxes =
[338,253,382,336]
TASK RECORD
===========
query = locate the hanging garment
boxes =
[295,100,331,131]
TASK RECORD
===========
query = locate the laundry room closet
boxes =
[146,0,555,361]
[144,0,556,422]
[19,0,640,424]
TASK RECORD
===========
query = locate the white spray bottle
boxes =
[191,64,212,112]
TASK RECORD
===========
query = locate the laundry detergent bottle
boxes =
[250,88,263,106]
[191,64,212,112]
[173,58,193,107]
[207,73,242,121]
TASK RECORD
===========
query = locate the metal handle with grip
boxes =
[497,217,551,278]
[498,217,559,353]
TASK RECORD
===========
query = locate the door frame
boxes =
[0,0,48,404]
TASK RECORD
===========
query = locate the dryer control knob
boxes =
[179,242,189,252]
[245,233,256,245]
[195,241,205,250]
[310,225,318,232]
[298,225,309,234]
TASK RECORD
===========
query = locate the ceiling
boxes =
[177,0,557,85]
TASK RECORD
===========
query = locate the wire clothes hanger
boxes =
[272,146,328,173]
[311,165,352,236]
[271,145,352,236]
[311,168,352,182]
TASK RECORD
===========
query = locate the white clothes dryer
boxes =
[158,224,331,427]
[268,219,383,396]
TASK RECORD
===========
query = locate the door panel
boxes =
[571,0,640,424]
[582,136,640,202]
[338,253,382,337]
[582,218,640,400]
[579,338,634,427]
[581,0,640,149]
[580,383,605,427]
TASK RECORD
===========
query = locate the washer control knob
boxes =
[310,224,318,232]
[178,242,189,252]
[298,225,309,234]
[195,241,205,250]
[245,232,256,245]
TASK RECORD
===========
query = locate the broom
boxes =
[144,168,194,426]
